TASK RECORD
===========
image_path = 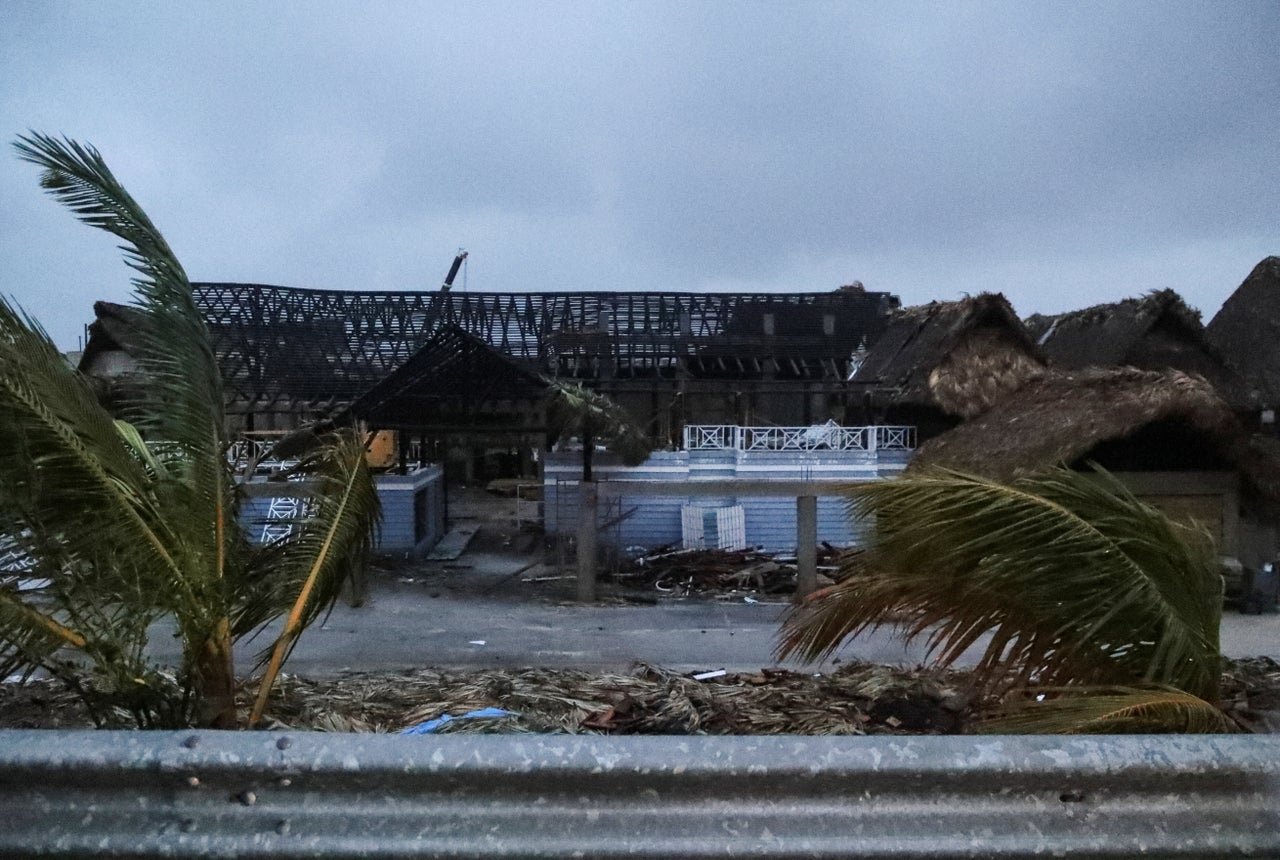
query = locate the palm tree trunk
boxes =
[582,426,594,482]
[194,618,237,728]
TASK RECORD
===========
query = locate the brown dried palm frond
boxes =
[979,686,1232,734]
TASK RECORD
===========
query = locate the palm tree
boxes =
[778,466,1228,731]
[0,133,379,728]
[544,380,652,480]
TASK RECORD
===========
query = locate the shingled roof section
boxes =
[850,293,1045,418]
[1206,256,1280,407]
[1024,289,1257,412]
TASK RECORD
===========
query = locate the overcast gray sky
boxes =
[2,1,1276,349]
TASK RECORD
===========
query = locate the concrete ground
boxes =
[230,487,1280,679]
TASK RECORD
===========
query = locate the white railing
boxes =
[682,423,916,452]
[228,438,301,475]
[259,495,319,544]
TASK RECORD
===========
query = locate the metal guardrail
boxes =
[683,423,916,452]
[1,731,1276,858]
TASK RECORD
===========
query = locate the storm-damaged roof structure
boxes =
[186,283,900,415]
[909,367,1280,501]
[848,293,1045,433]
[1024,289,1255,411]
[337,324,550,438]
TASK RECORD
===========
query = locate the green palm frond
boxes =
[0,587,87,680]
[545,380,652,466]
[242,430,380,725]
[778,467,1222,700]
[979,686,1232,734]
[13,134,222,442]
[0,298,187,594]
[13,133,233,592]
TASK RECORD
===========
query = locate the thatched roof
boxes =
[77,301,145,375]
[850,293,1044,418]
[909,367,1280,501]
[1206,256,1280,406]
[1024,289,1202,365]
[1024,289,1255,411]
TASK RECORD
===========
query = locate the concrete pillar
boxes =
[577,481,598,602]
[796,495,818,599]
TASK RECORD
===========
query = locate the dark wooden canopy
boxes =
[340,325,549,433]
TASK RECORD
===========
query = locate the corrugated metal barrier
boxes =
[2,731,1277,858]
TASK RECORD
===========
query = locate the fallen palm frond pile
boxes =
[3,658,1276,734]
[1220,656,1280,733]
[252,662,969,734]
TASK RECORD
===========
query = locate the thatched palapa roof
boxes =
[1025,289,1255,411]
[850,293,1044,418]
[909,367,1280,501]
[1207,256,1280,406]
[77,301,145,375]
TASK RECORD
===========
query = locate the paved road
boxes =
[215,573,1280,679]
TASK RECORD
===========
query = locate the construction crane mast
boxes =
[441,251,468,292]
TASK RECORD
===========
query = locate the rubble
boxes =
[2,659,1277,734]
[613,546,848,598]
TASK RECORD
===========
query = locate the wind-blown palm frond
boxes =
[5,133,380,728]
[0,298,184,600]
[546,380,652,467]
[0,586,86,679]
[244,430,380,725]
[979,686,1232,734]
[13,133,224,455]
[778,467,1222,701]
[12,132,239,725]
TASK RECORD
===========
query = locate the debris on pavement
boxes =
[613,546,849,599]
[402,707,519,735]
[3,659,1279,734]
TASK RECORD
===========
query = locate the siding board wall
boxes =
[238,464,446,557]
[544,449,907,552]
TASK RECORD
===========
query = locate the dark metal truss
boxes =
[192,283,898,412]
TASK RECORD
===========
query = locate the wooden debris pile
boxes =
[3,659,1279,733]
[613,546,850,597]
[1220,656,1280,733]
[253,661,970,735]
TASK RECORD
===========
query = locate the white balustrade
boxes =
[682,423,915,452]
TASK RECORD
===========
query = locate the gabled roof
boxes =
[908,367,1280,501]
[1206,257,1280,405]
[850,293,1045,418]
[341,325,549,429]
[1025,289,1256,410]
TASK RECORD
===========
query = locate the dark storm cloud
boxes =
[1,1,1276,348]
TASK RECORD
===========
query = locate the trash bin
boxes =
[1241,561,1279,615]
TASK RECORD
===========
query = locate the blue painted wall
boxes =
[238,464,446,558]
[543,448,910,552]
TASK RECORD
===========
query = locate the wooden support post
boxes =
[577,481,598,603]
[796,495,818,600]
